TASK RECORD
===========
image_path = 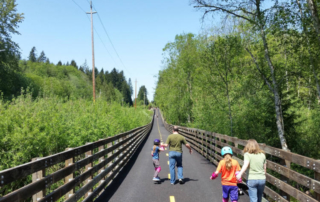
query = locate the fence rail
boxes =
[0,116,153,202]
[160,111,320,202]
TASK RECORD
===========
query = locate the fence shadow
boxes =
[95,126,153,202]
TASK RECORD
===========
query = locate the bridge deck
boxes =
[96,113,250,202]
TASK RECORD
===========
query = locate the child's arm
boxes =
[151,151,153,156]
[210,171,219,180]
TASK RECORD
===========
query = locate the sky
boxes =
[12,0,215,101]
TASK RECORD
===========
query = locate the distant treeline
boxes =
[1,45,136,105]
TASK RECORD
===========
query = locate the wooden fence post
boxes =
[32,157,45,202]
[280,157,291,201]
[315,160,320,200]
[84,142,93,198]
[64,148,74,200]
[107,142,113,179]
[98,141,105,183]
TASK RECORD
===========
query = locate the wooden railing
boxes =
[0,117,153,202]
[160,112,320,202]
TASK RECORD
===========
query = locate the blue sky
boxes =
[13,0,214,101]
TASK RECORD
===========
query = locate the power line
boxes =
[91,3,129,73]
[71,0,87,13]
[70,0,119,68]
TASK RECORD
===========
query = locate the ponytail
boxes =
[153,145,156,153]
[224,154,232,171]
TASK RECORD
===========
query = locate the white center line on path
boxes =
[170,196,176,202]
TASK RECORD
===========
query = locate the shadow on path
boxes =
[95,128,152,202]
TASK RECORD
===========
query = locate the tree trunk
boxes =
[307,0,320,45]
[257,2,289,150]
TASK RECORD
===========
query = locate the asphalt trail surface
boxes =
[96,110,250,202]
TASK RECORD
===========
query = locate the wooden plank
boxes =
[64,148,74,200]
[37,130,145,202]
[83,126,149,202]
[266,173,318,202]
[66,126,148,202]
[315,160,320,200]
[0,126,147,186]
[32,158,45,202]
[98,142,105,190]
[0,128,147,202]
[84,143,93,198]
[264,186,288,202]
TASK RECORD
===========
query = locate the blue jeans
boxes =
[247,179,266,202]
[169,151,183,183]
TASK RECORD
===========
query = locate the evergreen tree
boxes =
[121,81,133,106]
[57,61,62,66]
[28,47,37,62]
[128,78,133,96]
[70,60,78,69]
[137,85,149,105]
[79,66,84,72]
[45,58,50,64]
[37,51,46,63]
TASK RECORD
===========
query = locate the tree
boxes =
[128,78,133,96]
[193,0,290,150]
[0,0,24,65]
[137,85,149,106]
[70,60,78,69]
[57,61,62,66]
[28,47,37,62]
[37,51,46,63]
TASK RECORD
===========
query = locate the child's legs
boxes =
[153,159,160,177]
[222,185,238,201]
[229,186,239,202]
[222,185,230,200]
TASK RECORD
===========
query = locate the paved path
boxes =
[96,111,250,202]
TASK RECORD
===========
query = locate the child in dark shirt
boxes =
[151,139,166,181]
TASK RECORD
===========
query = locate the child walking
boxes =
[210,146,241,202]
[151,139,166,181]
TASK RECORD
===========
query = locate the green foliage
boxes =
[155,31,320,160]
[137,85,149,105]
[0,93,152,196]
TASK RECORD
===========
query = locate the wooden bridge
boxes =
[0,109,319,202]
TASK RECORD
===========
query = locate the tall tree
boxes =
[57,61,62,66]
[137,85,149,105]
[28,47,37,62]
[70,60,78,69]
[128,78,133,96]
[0,0,24,65]
[193,0,290,150]
[37,51,46,63]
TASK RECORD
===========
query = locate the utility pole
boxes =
[86,1,97,102]
[135,79,137,110]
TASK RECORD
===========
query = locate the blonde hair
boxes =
[243,139,265,154]
[224,154,232,171]
[153,145,160,154]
